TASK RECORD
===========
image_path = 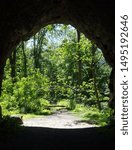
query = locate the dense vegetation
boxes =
[0,24,112,126]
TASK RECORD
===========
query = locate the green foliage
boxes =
[57,99,70,108]
[69,99,76,110]
[0,69,51,114]
[74,104,111,126]
[37,109,52,115]
[0,24,112,125]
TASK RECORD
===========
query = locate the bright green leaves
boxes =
[0,24,111,116]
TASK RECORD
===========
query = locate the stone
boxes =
[0,105,2,119]
[10,115,23,125]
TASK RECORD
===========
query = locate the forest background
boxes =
[0,24,112,126]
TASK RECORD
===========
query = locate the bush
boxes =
[57,99,70,109]
[36,109,52,115]
[69,99,76,110]
[73,104,111,126]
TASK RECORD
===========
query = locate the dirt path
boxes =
[23,110,96,128]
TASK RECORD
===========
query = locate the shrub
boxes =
[74,104,111,126]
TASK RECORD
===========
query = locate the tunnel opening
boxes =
[0,0,115,112]
[0,1,115,149]
[0,24,112,129]
[0,25,114,150]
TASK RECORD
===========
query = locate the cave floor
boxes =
[0,125,114,150]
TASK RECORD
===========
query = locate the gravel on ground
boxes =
[23,110,97,128]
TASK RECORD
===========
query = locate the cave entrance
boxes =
[0,0,115,121]
[0,24,112,128]
[0,1,115,149]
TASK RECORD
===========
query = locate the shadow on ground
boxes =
[0,126,114,150]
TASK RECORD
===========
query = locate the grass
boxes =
[56,99,112,126]
[73,104,111,126]
[19,114,41,120]
[1,99,112,126]
[57,99,70,109]
[1,108,51,120]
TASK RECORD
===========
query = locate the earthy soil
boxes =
[0,110,115,150]
[23,110,96,129]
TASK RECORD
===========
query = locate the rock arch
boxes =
[0,0,115,107]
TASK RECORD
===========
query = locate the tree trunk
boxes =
[21,41,27,77]
[76,30,82,86]
[75,30,82,103]
[0,61,5,118]
[33,31,44,71]
[33,35,37,68]
[0,105,2,118]
[33,35,40,69]
[108,68,115,109]
[9,48,17,83]
[0,62,5,96]
[91,44,101,111]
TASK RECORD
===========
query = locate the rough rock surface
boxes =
[0,126,114,150]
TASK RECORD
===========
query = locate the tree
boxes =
[76,30,82,86]
[9,48,17,83]
[0,24,111,115]
[0,63,5,95]
[91,44,101,110]
[33,28,47,72]
[0,105,2,118]
[21,41,27,77]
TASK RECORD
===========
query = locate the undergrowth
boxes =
[73,104,112,126]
